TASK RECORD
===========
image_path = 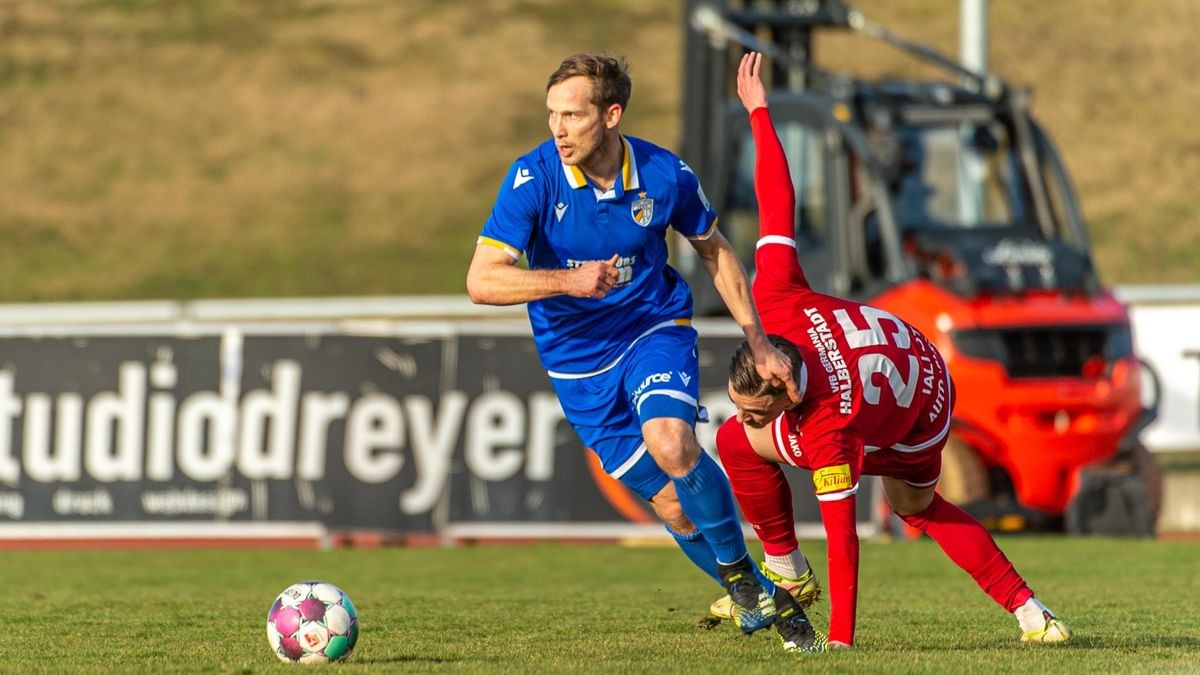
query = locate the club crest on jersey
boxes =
[631,192,654,227]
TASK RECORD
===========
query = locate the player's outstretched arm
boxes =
[689,231,799,402]
[739,54,795,243]
[467,246,621,305]
[736,51,812,297]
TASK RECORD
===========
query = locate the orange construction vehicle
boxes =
[677,0,1160,533]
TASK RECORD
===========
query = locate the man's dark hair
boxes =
[547,53,632,112]
[729,335,803,397]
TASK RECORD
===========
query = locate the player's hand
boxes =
[755,342,801,405]
[736,52,768,114]
[565,254,621,299]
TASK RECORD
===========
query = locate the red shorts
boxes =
[860,430,946,488]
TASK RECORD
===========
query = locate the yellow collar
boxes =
[562,136,639,191]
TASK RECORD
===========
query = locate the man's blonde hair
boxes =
[547,53,632,112]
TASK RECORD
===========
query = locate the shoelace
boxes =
[728,580,762,607]
[777,611,812,636]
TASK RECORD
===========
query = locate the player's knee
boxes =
[642,418,700,476]
[654,446,700,477]
[884,477,935,515]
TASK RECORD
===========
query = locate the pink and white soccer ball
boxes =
[266,581,359,663]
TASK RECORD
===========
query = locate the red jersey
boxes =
[747,107,952,645]
[757,280,952,490]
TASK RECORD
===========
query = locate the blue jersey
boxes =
[478,136,718,376]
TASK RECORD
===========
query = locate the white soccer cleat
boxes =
[1020,611,1073,644]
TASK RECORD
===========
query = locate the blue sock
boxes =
[671,452,752,565]
[666,525,722,586]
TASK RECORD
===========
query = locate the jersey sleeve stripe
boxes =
[772,415,801,467]
[476,236,521,260]
[685,219,719,241]
[756,235,797,249]
[815,484,859,501]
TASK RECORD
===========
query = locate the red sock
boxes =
[898,493,1034,612]
[716,421,797,556]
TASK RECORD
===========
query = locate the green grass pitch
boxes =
[1,537,1196,672]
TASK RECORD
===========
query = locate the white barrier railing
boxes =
[0,286,1194,452]
[1115,286,1200,453]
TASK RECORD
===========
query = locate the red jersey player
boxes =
[714,52,1073,651]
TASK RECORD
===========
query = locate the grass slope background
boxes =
[1,539,1198,672]
[0,0,1196,301]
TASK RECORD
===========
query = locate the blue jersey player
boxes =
[467,53,803,639]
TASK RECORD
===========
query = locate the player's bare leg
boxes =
[884,478,1072,643]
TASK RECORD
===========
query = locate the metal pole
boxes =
[959,0,988,76]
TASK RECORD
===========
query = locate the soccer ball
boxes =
[266,581,359,663]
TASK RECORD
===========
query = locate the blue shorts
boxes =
[550,325,709,501]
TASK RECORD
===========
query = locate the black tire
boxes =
[1064,443,1161,536]
[1125,442,1163,530]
